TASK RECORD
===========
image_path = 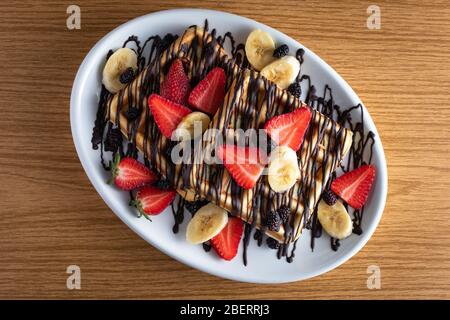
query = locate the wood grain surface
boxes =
[1,0,449,299]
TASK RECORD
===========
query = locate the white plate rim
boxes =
[70,8,388,284]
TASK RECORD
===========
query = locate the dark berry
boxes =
[266,210,281,232]
[202,241,212,252]
[277,205,290,223]
[158,33,176,52]
[154,179,171,189]
[125,107,140,121]
[322,190,337,206]
[266,237,280,250]
[288,82,302,98]
[185,200,209,215]
[119,67,135,84]
[273,44,289,58]
[104,127,122,153]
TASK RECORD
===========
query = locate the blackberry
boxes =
[266,237,280,250]
[273,44,289,58]
[154,179,171,189]
[266,210,281,232]
[322,190,337,206]
[277,205,290,223]
[119,67,135,84]
[104,127,122,153]
[125,107,140,121]
[288,82,302,98]
[158,33,176,52]
[185,200,209,215]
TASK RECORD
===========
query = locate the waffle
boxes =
[106,26,353,242]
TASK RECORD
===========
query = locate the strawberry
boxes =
[109,153,158,191]
[263,107,312,152]
[211,217,244,261]
[161,59,191,105]
[188,67,226,115]
[130,186,176,216]
[148,93,191,138]
[216,145,266,190]
[331,164,376,209]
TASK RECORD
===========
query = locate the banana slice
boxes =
[245,29,276,71]
[260,56,300,89]
[186,203,228,244]
[102,48,138,93]
[318,200,353,240]
[268,146,300,193]
[173,112,210,141]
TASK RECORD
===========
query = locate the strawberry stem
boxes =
[129,199,152,221]
[107,152,121,185]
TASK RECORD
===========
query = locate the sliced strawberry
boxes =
[216,145,266,190]
[161,59,191,105]
[263,107,312,152]
[331,164,376,209]
[130,186,176,216]
[211,217,244,261]
[188,67,226,115]
[148,93,191,138]
[109,153,158,191]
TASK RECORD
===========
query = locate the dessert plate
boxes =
[70,8,387,283]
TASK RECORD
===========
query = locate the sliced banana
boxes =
[245,29,276,71]
[318,200,353,240]
[173,112,210,141]
[260,56,300,89]
[186,203,228,244]
[268,146,300,193]
[102,48,138,93]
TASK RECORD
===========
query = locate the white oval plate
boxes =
[71,9,387,283]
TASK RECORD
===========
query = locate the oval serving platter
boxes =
[70,8,388,283]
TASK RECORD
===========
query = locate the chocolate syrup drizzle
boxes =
[91,20,375,265]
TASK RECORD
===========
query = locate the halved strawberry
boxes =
[148,93,191,138]
[331,164,376,209]
[130,186,176,216]
[161,59,191,105]
[109,153,158,191]
[211,217,244,261]
[263,107,312,152]
[188,67,226,115]
[216,145,266,190]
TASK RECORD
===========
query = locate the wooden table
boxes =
[1,0,449,299]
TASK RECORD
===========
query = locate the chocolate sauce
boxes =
[92,19,375,265]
